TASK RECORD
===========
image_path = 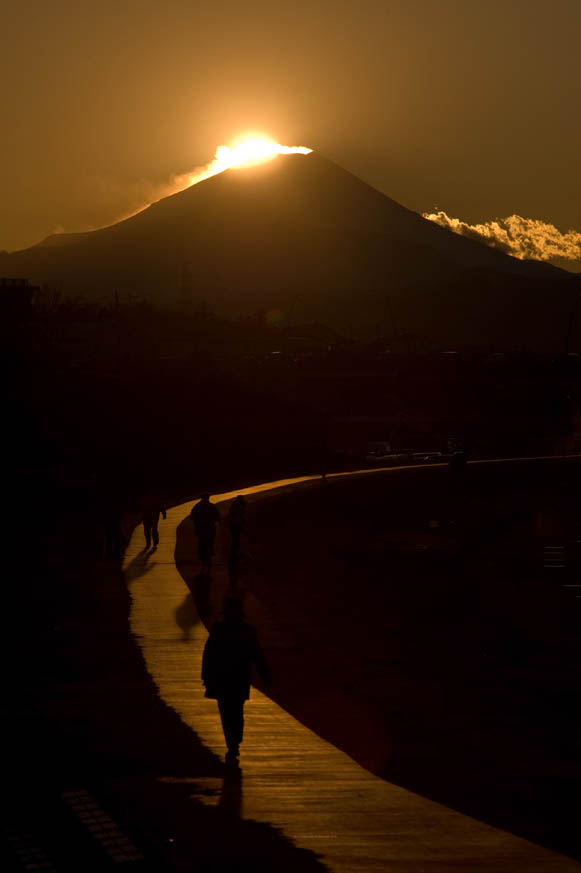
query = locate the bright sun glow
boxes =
[183,136,312,188]
[215,137,312,170]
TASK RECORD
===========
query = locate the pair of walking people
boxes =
[140,491,266,761]
[141,492,245,563]
[190,493,247,571]
[192,493,266,760]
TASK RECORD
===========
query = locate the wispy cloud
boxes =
[99,164,216,226]
[423,211,581,265]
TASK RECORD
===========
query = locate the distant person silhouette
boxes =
[228,495,247,564]
[190,493,221,572]
[142,495,166,549]
[202,597,271,761]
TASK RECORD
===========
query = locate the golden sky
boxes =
[1,0,580,265]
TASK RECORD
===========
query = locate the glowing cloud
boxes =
[178,136,312,190]
[423,210,581,265]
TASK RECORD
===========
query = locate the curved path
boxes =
[123,468,576,872]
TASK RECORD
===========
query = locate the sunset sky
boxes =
[2,0,579,267]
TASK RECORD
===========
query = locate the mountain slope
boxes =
[2,152,578,349]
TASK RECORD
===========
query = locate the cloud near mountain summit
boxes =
[423,211,581,267]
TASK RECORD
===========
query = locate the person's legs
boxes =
[199,531,217,568]
[198,536,210,568]
[152,521,159,546]
[229,526,241,563]
[143,522,152,548]
[217,696,245,756]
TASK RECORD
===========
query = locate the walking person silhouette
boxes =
[190,493,221,572]
[202,597,271,762]
[142,495,166,550]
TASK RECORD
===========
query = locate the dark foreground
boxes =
[3,458,580,869]
[182,459,581,859]
[2,527,327,871]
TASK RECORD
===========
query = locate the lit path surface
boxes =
[123,470,576,872]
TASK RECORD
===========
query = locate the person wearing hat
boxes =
[201,597,272,761]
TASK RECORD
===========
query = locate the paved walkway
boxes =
[123,473,576,872]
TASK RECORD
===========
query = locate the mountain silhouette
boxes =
[2,152,579,349]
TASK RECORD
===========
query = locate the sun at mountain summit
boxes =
[184,136,313,188]
[215,137,312,170]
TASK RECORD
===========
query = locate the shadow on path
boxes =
[4,527,329,873]
[123,548,158,582]
[174,593,198,640]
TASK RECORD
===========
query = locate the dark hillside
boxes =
[2,153,579,350]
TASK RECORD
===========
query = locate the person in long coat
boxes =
[202,597,271,761]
